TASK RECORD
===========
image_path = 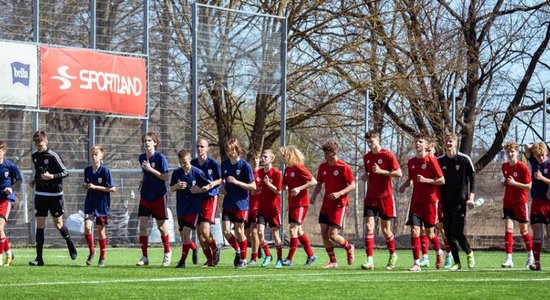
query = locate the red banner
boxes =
[40,46,146,117]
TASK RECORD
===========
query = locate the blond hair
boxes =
[503,141,519,152]
[280,145,304,166]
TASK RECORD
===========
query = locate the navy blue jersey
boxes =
[528,156,550,200]
[221,158,254,211]
[170,166,210,216]
[139,152,169,201]
[83,165,115,217]
[191,156,221,197]
[0,159,21,203]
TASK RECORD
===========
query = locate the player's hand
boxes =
[190,185,202,194]
[263,175,271,184]
[3,187,13,195]
[535,170,544,181]
[361,173,369,181]
[506,176,517,186]
[290,187,300,197]
[416,174,427,183]
[226,176,236,184]
[141,160,153,172]
[40,171,54,180]
[327,192,340,201]
[466,199,474,210]
[372,163,383,175]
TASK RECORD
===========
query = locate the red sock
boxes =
[299,234,314,257]
[365,233,374,257]
[443,237,451,253]
[161,234,171,253]
[276,244,283,260]
[227,235,240,251]
[521,230,533,251]
[99,238,107,259]
[412,236,421,260]
[251,252,258,260]
[262,242,272,257]
[140,235,148,257]
[4,237,10,252]
[505,229,513,254]
[533,239,541,261]
[420,234,429,255]
[180,243,190,262]
[430,235,441,252]
[239,240,248,260]
[0,237,5,254]
[203,247,213,261]
[386,234,395,254]
[287,237,299,260]
[209,239,219,253]
[189,240,197,251]
[85,233,95,253]
[341,239,352,251]
[326,246,336,262]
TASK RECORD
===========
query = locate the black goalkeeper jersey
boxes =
[437,152,476,208]
[31,148,69,196]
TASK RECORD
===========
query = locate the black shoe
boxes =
[192,248,198,265]
[233,251,240,267]
[86,252,96,266]
[176,260,186,269]
[67,238,78,260]
[29,259,44,266]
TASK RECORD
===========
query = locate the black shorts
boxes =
[84,214,109,226]
[405,212,435,228]
[257,215,279,228]
[363,205,393,220]
[34,195,64,217]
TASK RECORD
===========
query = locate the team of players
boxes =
[0,130,547,271]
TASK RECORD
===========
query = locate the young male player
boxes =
[245,150,261,265]
[0,140,21,266]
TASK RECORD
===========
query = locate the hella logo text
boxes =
[11,62,30,86]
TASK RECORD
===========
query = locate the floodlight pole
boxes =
[191,2,198,157]
[543,88,547,143]
[451,89,456,134]
[279,16,288,242]
[142,0,150,134]
[88,0,97,165]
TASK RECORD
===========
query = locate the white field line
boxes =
[1,271,549,287]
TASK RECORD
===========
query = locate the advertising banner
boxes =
[40,46,146,117]
[0,42,38,107]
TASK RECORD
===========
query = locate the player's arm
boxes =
[524,143,533,159]
[372,164,402,178]
[333,180,356,199]
[398,177,412,193]
[309,182,323,204]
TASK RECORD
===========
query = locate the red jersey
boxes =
[502,161,531,207]
[249,169,261,211]
[283,164,314,208]
[258,167,282,215]
[316,160,354,209]
[363,149,400,200]
[407,155,443,204]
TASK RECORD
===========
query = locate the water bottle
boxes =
[473,198,485,207]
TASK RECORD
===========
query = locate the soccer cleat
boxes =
[98,259,106,268]
[233,252,240,267]
[248,259,257,266]
[323,262,339,269]
[466,252,475,268]
[386,253,398,271]
[418,256,430,267]
[501,260,514,268]
[261,255,273,267]
[202,260,212,268]
[408,264,421,272]
[192,248,198,265]
[529,262,541,271]
[235,260,247,269]
[435,251,444,269]
[136,256,149,266]
[525,256,535,270]
[282,259,292,267]
[275,259,283,268]
[162,251,172,267]
[444,252,453,269]
[361,262,374,270]
[4,252,14,267]
[176,260,186,269]
[212,249,220,266]
[449,263,461,271]
[86,252,96,266]
[29,259,44,266]
[304,255,317,266]
[347,244,355,265]
[67,238,78,260]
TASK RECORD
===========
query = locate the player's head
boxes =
[365,130,381,150]
[177,149,192,167]
[503,141,519,161]
[225,138,242,158]
[531,142,548,164]
[261,149,275,166]
[415,132,431,153]
[33,130,48,152]
[426,141,436,157]
[90,145,105,163]
[444,133,458,151]
[197,138,209,156]
[280,145,304,166]
[142,132,160,151]
[246,149,260,168]
[322,140,338,161]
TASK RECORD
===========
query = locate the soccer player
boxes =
[245,150,261,265]
[280,145,317,267]
[361,130,402,270]
[499,141,533,269]
[220,138,256,269]
[0,140,21,266]
[524,142,550,271]
[171,149,211,268]
[83,146,116,267]
[310,140,356,269]
[29,130,77,266]
[191,138,222,267]
[437,133,476,271]
[136,132,171,267]
[257,149,283,268]
[398,133,445,272]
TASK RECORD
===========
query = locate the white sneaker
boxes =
[418,256,430,267]
[526,256,535,270]
[136,256,149,266]
[162,251,172,267]
[501,259,514,268]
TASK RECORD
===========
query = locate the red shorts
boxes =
[364,195,396,219]
[178,214,199,231]
[0,199,12,221]
[319,206,347,228]
[503,202,529,223]
[138,196,168,220]
[531,198,550,224]
[84,214,109,225]
[222,208,248,223]
[200,195,219,224]
[258,212,281,228]
[407,200,439,227]
[288,206,308,224]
